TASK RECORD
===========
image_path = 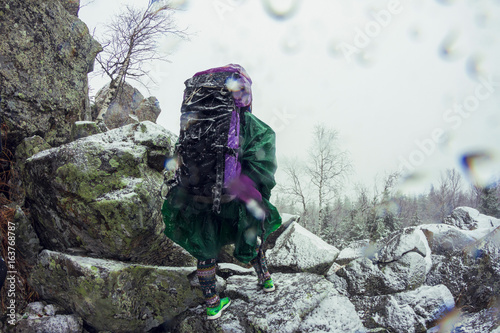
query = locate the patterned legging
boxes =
[197,248,271,308]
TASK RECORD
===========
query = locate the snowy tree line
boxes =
[275,125,500,249]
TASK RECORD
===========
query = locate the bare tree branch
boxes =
[93,3,187,125]
[306,124,352,221]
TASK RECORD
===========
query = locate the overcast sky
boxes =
[80,0,500,196]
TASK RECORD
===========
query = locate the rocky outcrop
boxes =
[443,206,500,230]
[13,203,500,332]
[267,221,340,275]
[94,82,162,129]
[351,284,454,332]
[336,227,432,296]
[0,0,102,151]
[11,301,82,333]
[174,273,366,333]
[29,250,203,333]
[23,121,189,266]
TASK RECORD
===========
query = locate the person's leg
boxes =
[250,247,275,292]
[197,258,231,320]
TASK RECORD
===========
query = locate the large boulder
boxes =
[94,82,162,129]
[174,272,366,333]
[426,226,500,310]
[266,222,340,275]
[23,121,190,266]
[419,223,479,255]
[0,0,101,151]
[335,239,371,265]
[443,207,500,231]
[374,227,432,274]
[337,227,432,296]
[29,250,203,333]
[351,284,454,332]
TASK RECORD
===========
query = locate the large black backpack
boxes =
[169,65,252,212]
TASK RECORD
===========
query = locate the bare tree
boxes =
[306,124,351,223]
[94,1,186,125]
[280,158,309,215]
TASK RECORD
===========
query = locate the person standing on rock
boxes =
[161,64,282,320]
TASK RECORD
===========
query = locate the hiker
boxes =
[161,64,282,320]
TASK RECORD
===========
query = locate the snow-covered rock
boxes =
[426,226,500,312]
[419,223,478,255]
[337,227,432,296]
[175,272,366,333]
[444,207,500,230]
[374,227,432,274]
[12,314,83,333]
[266,222,340,275]
[352,284,454,333]
[29,250,203,333]
[279,213,300,228]
[335,239,371,265]
[23,121,193,266]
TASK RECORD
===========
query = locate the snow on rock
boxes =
[394,284,455,326]
[419,223,478,255]
[29,250,202,333]
[337,227,433,296]
[223,272,365,333]
[336,257,390,296]
[444,207,500,231]
[280,213,300,228]
[266,222,340,275]
[352,284,454,333]
[13,314,83,333]
[426,225,500,312]
[428,306,500,333]
[374,227,432,274]
[217,263,255,277]
[298,291,366,332]
[335,239,371,265]
[23,122,192,266]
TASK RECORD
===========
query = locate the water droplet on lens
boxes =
[407,24,423,42]
[435,0,456,5]
[460,151,498,188]
[280,26,302,54]
[261,0,301,20]
[465,54,483,79]
[168,0,189,10]
[439,30,462,61]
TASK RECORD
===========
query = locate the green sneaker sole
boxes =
[207,298,231,320]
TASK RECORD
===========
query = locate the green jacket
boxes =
[162,112,282,263]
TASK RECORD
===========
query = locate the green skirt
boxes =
[162,186,281,263]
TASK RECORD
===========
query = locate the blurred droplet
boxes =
[164,157,178,171]
[460,151,498,188]
[280,26,302,54]
[439,31,462,61]
[356,49,375,68]
[327,39,343,58]
[397,171,431,194]
[168,0,189,10]
[246,199,266,220]
[261,0,301,20]
[465,54,484,79]
[407,24,423,42]
[435,0,457,5]
[475,12,490,28]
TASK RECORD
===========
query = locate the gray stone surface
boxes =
[0,0,101,151]
[23,121,191,266]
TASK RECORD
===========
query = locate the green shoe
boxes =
[262,278,275,292]
[206,297,231,320]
